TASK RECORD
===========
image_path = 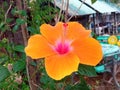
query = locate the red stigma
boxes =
[63,23,68,28]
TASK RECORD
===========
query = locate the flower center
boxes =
[54,23,72,55]
[55,41,71,55]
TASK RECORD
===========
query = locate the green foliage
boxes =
[0,37,26,89]
[0,65,10,82]
[13,45,25,53]
[64,75,90,90]
[0,55,9,65]
[13,25,19,32]
[65,76,90,90]
[13,59,26,72]
[0,1,7,22]
[78,64,97,77]
[27,26,39,34]
[38,64,91,90]
[11,9,27,16]
[71,76,90,90]
[27,0,59,34]
[0,0,59,89]
[39,63,56,90]
[16,18,26,25]
[0,0,99,89]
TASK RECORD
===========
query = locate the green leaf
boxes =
[27,26,39,34]
[13,25,19,32]
[65,75,90,90]
[0,81,9,89]
[21,53,26,60]
[78,64,97,77]
[14,45,25,53]
[0,22,5,29]
[11,8,18,15]
[19,10,27,16]
[6,18,14,23]
[73,76,90,90]
[27,27,35,34]
[73,83,90,90]
[1,38,8,43]
[40,74,56,90]
[21,82,30,90]
[16,18,26,25]
[91,0,97,4]
[11,9,27,16]
[13,60,26,72]
[30,61,37,66]
[40,67,56,90]
[65,85,72,90]
[0,55,8,65]
[0,65,10,82]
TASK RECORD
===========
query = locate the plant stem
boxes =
[65,0,69,22]
[57,0,64,23]
[4,1,12,23]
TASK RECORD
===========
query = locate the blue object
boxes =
[95,44,120,73]
[101,44,119,55]
[97,36,110,44]
[95,65,105,73]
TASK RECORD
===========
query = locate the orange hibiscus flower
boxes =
[25,22,103,80]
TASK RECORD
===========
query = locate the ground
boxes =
[86,73,120,90]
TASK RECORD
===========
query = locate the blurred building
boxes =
[55,0,120,35]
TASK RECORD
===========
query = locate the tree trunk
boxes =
[15,0,38,90]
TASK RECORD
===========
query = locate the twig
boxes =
[26,57,33,90]
[2,0,13,39]
[64,0,69,22]
[67,0,86,22]
[32,81,43,90]
[8,23,16,27]
[4,2,12,23]
[53,0,56,9]
[22,0,33,89]
[56,0,64,23]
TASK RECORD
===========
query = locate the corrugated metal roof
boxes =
[84,0,120,13]
[55,0,96,15]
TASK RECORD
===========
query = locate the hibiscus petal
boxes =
[40,22,63,44]
[45,53,80,80]
[66,22,91,40]
[72,38,103,66]
[40,22,91,44]
[25,34,55,59]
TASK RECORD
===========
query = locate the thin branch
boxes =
[56,0,64,23]
[8,23,16,27]
[4,2,12,23]
[65,0,69,22]
[26,57,33,90]
[53,0,56,9]
[0,1,13,40]
[32,81,43,90]
[67,0,86,22]
[22,0,33,90]
[20,21,32,90]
